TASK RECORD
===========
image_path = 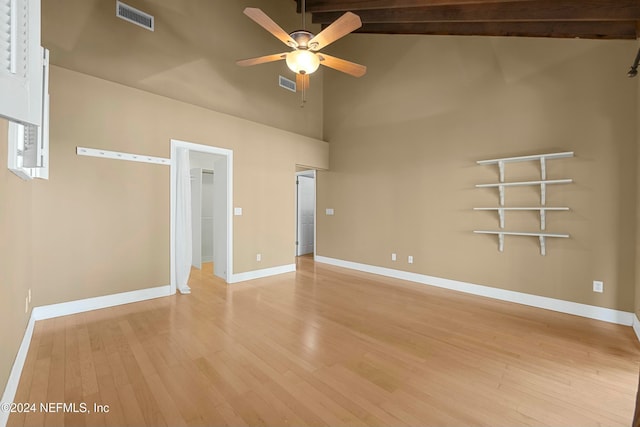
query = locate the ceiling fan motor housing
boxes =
[289,30,316,50]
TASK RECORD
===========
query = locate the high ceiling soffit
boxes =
[297,0,640,40]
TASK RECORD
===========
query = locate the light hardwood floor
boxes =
[8,257,640,426]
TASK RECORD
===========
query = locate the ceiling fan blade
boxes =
[236,53,287,67]
[296,73,310,92]
[318,53,366,77]
[308,12,362,51]
[243,8,297,48]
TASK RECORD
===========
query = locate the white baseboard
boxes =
[633,315,640,342]
[0,285,171,427]
[0,315,35,427]
[229,264,296,284]
[32,285,171,321]
[315,256,634,326]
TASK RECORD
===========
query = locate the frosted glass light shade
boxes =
[286,50,320,74]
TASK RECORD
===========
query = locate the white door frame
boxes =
[190,167,203,270]
[170,139,233,293]
[295,170,316,257]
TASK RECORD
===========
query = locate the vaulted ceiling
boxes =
[299,0,640,40]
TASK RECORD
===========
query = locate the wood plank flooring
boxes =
[8,256,640,426]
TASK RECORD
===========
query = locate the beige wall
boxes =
[319,35,637,312]
[28,65,327,308]
[0,119,33,396]
[42,0,324,139]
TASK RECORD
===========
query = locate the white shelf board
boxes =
[473,207,569,230]
[473,207,569,211]
[474,230,569,256]
[477,151,574,166]
[474,230,569,238]
[476,179,572,188]
[476,179,572,206]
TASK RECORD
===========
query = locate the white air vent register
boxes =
[116,1,154,31]
[279,75,297,93]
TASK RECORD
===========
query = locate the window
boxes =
[7,47,49,180]
[0,0,43,126]
[1,0,49,180]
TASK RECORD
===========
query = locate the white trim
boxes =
[31,285,170,321]
[229,264,296,284]
[170,139,233,292]
[0,315,35,427]
[633,315,640,342]
[0,284,169,427]
[315,256,634,326]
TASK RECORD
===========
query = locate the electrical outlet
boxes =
[408,255,414,264]
[256,253,262,262]
[28,289,31,303]
[391,253,397,261]
[593,280,603,293]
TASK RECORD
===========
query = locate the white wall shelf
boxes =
[473,207,569,230]
[474,151,573,255]
[473,230,569,256]
[476,179,572,206]
[477,151,573,182]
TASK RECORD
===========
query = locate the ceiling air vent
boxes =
[279,75,296,93]
[116,1,154,31]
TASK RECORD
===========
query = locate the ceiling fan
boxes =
[236,1,366,99]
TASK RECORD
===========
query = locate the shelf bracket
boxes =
[498,160,505,182]
[498,233,505,252]
[539,235,546,256]
[498,208,505,229]
[499,185,505,206]
[540,209,546,231]
[540,157,547,181]
[540,182,546,206]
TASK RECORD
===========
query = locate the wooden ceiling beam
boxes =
[303,0,538,13]
[311,0,640,24]
[350,20,638,39]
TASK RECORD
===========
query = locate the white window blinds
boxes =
[0,0,42,126]
[7,46,49,180]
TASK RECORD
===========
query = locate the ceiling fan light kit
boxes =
[236,2,366,102]
[286,50,320,75]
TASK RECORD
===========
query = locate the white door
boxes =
[190,168,202,269]
[296,175,315,256]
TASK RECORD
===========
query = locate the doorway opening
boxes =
[171,139,233,294]
[296,169,316,258]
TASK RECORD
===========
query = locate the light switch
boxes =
[326,208,334,216]
[234,207,243,216]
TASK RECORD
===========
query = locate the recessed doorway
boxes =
[296,169,316,257]
[170,139,233,294]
